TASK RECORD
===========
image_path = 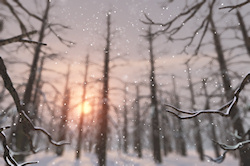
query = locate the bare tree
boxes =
[96,12,112,166]
[143,1,250,164]
[166,73,250,164]
[122,84,128,154]
[143,25,162,163]
[56,65,71,156]
[158,89,172,156]
[185,62,204,161]
[133,84,142,158]
[202,78,220,158]
[76,54,90,159]
[171,75,186,156]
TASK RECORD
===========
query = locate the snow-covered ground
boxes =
[0,149,238,166]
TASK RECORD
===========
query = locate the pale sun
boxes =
[77,101,92,115]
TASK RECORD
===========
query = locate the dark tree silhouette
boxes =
[76,54,90,159]
[171,75,186,156]
[133,84,142,158]
[56,65,71,156]
[143,25,162,163]
[185,62,204,161]
[96,12,112,166]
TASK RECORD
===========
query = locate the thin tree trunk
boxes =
[122,84,128,153]
[134,84,142,158]
[185,63,204,161]
[76,54,89,159]
[96,13,111,166]
[56,65,71,156]
[202,79,220,158]
[171,75,186,156]
[159,90,172,156]
[147,25,162,163]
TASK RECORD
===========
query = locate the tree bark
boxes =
[146,25,162,163]
[133,84,142,158]
[96,13,111,166]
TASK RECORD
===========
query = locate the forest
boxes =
[0,0,250,166]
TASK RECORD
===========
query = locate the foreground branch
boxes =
[0,126,38,166]
[165,73,250,119]
[0,57,69,165]
[204,150,228,164]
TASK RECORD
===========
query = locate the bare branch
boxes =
[165,73,250,119]
[214,140,250,151]
[0,31,46,46]
[0,126,38,166]
[219,0,250,12]
[13,0,43,21]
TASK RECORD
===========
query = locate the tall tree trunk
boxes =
[171,75,187,156]
[14,1,50,162]
[133,84,142,158]
[96,13,111,166]
[159,90,172,156]
[202,79,220,158]
[56,65,71,156]
[76,54,89,159]
[236,11,250,56]
[185,63,204,161]
[209,4,250,165]
[122,84,128,153]
[32,56,45,122]
[146,25,162,163]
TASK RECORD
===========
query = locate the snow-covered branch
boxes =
[165,73,250,119]
[0,57,69,165]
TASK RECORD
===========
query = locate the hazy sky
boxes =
[47,0,194,83]
[2,0,249,111]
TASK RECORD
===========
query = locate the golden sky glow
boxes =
[76,101,92,116]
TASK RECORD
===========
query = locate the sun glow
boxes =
[77,101,92,115]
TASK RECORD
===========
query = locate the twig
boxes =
[0,31,46,46]
[219,0,250,12]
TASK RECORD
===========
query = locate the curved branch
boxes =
[165,73,250,119]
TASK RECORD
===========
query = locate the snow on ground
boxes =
[0,149,238,166]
